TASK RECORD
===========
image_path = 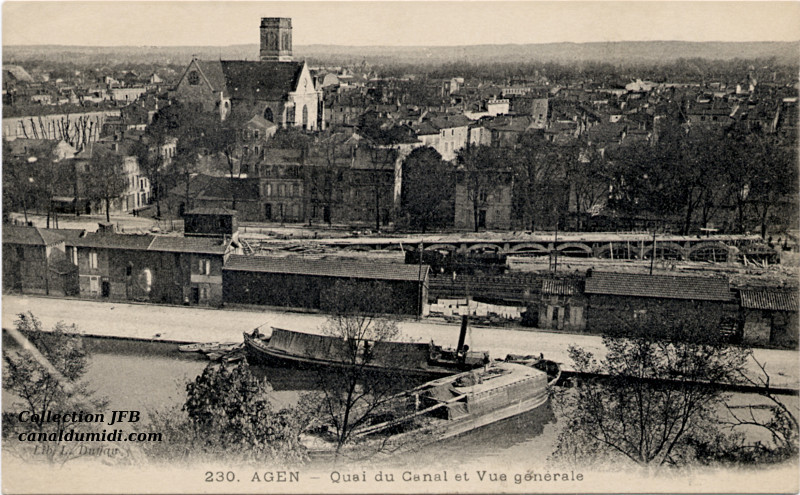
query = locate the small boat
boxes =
[179,342,241,354]
[206,349,246,363]
[243,316,490,378]
[305,359,560,456]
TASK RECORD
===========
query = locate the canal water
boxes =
[3,335,560,468]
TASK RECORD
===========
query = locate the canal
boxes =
[6,335,790,469]
[3,335,560,468]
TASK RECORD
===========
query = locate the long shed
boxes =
[223,255,430,315]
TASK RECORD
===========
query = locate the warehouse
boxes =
[223,255,429,316]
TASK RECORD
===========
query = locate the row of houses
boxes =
[2,223,429,316]
[430,269,798,349]
[537,271,797,348]
[5,221,796,347]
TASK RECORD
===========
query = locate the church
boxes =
[173,18,321,130]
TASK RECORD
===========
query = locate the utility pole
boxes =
[417,240,423,319]
[650,229,656,275]
[553,219,559,272]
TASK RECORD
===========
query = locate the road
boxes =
[3,294,798,389]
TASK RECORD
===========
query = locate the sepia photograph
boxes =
[1,1,799,493]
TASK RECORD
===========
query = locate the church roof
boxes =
[220,61,304,101]
[194,60,227,93]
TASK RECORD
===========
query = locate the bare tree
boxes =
[552,310,751,467]
[83,146,127,222]
[309,280,418,457]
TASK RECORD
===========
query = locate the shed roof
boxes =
[69,232,155,250]
[541,279,579,296]
[224,255,429,282]
[584,271,733,301]
[148,236,229,255]
[3,225,65,246]
[739,289,799,312]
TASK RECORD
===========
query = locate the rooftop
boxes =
[3,225,65,246]
[224,255,429,282]
[584,271,733,302]
[739,289,799,312]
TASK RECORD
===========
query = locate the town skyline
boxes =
[3,1,800,48]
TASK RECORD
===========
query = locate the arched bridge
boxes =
[242,232,776,264]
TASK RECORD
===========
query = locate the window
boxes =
[187,70,200,86]
[200,287,208,301]
[279,184,286,197]
[264,107,274,122]
[254,130,260,140]
[89,251,98,269]
[198,259,211,275]
[264,183,271,196]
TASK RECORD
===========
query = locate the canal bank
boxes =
[3,294,799,392]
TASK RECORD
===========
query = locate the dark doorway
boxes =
[323,205,331,224]
[478,210,487,229]
[264,203,272,220]
[101,280,110,298]
[191,287,200,304]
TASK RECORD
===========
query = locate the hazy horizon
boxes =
[4,40,800,49]
[3,2,800,48]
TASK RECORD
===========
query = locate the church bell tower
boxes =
[260,18,293,62]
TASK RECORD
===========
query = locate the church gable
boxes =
[176,59,225,94]
[291,63,315,95]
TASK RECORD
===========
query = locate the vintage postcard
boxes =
[2,1,799,493]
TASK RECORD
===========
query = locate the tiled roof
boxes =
[739,289,799,312]
[541,279,579,296]
[3,225,64,246]
[221,61,303,101]
[224,255,429,282]
[584,271,733,301]
[70,232,155,250]
[148,236,229,255]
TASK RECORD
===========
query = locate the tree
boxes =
[458,145,509,232]
[83,146,127,222]
[740,133,797,239]
[400,146,454,232]
[311,280,417,455]
[513,134,572,231]
[360,144,397,231]
[552,311,751,467]
[2,142,36,223]
[565,144,609,230]
[141,362,310,464]
[130,139,163,217]
[2,312,108,463]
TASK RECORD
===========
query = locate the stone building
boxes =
[738,288,799,347]
[2,225,78,296]
[172,17,321,130]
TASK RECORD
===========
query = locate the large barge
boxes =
[305,359,559,456]
[242,316,490,378]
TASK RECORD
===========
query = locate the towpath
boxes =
[3,294,798,390]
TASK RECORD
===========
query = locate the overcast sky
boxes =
[3,1,800,47]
